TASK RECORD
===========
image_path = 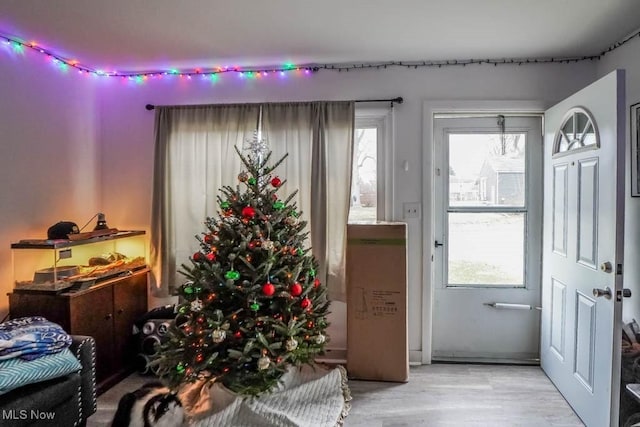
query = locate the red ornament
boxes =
[206,252,216,262]
[271,176,282,187]
[234,331,242,339]
[314,278,321,288]
[262,282,275,296]
[242,206,256,218]
[204,234,214,244]
[290,282,303,296]
[192,252,203,261]
[301,298,312,309]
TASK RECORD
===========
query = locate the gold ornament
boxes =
[211,328,226,343]
[257,356,270,370]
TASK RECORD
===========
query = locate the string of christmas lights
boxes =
[1,27,639,82]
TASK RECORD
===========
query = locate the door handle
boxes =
[593,287,612,299]
[435,240,444,248]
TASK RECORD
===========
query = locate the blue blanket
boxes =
[0,317,71,361]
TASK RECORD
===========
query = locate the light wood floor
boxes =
[88,363,583,426]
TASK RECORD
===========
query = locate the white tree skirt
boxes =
[188,365,351,427]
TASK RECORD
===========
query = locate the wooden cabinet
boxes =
[8,270,148,393]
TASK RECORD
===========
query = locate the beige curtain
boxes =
[150,104,260,296]
[151,101,354,301]
[262,101,355,301]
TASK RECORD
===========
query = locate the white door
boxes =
[541,69,626,427]
[433,115,543,361]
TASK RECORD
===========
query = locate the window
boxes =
[434,115,542,288]
[348,109,391,222]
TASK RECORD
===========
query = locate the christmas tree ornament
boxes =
[314,334,326,344]
[211,328,226,343]
[285,217,298,226]
[238,171,248,182]
[220,201,230,209]
[176,363,185,374]
[248,177,257,185]
[250,302,260,311]
[309,268,316,277]
[257,356,270,370]
[204,234,215,244]
[242,206,256,218]
[285,338,298,351]
[190,299,203,312]
[262,282,275,296]
[192,251,203,262]
[206,252,216,262]
[273,200,285,210]
[271,176,282,187]
[225,270,240,280]
[301,298,312,309]
[234,331,242,339]
[290,282,303,296]
[314,278,321,288]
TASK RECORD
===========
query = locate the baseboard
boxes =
[409,350,422,365]
[316,348,346,365]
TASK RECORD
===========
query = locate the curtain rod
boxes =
[144,97,403,111]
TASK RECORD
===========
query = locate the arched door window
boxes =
[553,107,599,157]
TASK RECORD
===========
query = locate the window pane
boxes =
[447,212,524,286]
[349,128,377,222]
[449,133,526,207]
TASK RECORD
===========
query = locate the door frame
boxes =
[421,100,546,364]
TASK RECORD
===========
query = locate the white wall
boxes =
[0,45,101,318]
[96,63,597,355]
[596,35,640,323]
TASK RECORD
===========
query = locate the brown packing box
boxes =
[346,222,408,382]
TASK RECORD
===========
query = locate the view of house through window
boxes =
[447,133,526,285]
[348,127,378,222]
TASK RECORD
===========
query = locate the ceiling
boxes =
[0,0,639,73]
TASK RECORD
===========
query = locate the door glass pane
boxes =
[447,212,524,286]
[349,128,377,222]
[449,134,526,207]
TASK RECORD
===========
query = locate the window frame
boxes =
[351,107,393,222]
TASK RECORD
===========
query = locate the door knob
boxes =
[600,262,613,273]
[593,287,612,299]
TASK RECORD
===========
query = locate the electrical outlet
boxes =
[403,202,421,219]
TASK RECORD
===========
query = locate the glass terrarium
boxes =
[11,230,147,293]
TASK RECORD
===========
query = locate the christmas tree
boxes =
[153,137,330,396]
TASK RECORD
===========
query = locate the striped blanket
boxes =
[0,316,72,361]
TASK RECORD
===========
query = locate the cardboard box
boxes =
[346,222,408,382]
